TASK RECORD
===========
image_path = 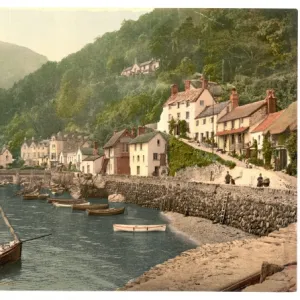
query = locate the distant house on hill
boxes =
[121,58,160,76]
[0,147,13,169]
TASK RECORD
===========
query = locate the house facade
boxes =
[21,138,49,166]
[195,101,230,143]
[0,147,13,168]
[216,89,276,155]
[157,78,216,138]
[81,156,104,175]
[129,131,168,177]
[121,59,160,76]
[103,128,135,175]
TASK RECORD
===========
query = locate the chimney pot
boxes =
[93,141,98,156]
[230,88,239,109]
[171,84,178,96]
[201,76,209,89]
[185,80,191,91]
[266,89,276,114]
[137,126,145,136]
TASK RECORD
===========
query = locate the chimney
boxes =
[93,141,98,156]
[230,88,239,110]
[131,127,136,138]
[184,80,191,91]
[201,76,209,89]
[137,126,145,136]
[171,84,178,96]
[266,89,277,114]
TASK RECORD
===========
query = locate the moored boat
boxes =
[87,207,125,216]
[72,203,109,211]
[53,202,90,208]
[47,198,86,204]
[38,194,50,200]
[113,224,167,232]
[23,194,39,200]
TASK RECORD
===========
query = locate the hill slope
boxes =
[0,41,48,89]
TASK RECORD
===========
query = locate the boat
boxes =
[38,194,50,200]
[0,207,22,266]
[113,224,167,232]
[53,202,90,208]
[47,198,86,204]
[72,203,109,211]
[51,189,64,196]
[23,194,39,200]
[87,207,125,216]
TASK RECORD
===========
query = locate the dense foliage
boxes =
[168,136,235,176]
[285,131,297,176]
[0,8,297,157]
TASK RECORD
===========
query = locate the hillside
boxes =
[0,9,297,157]
[0,41,48,89]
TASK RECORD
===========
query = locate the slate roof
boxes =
[218,100,266,123]
[195,101,230,119]
[80,147,94,156]
[216,127,249,136]
[251,111,285,133]
[264,101,297,135]
[82,155,102,162]
[103,129,128,149]
[129,131,169,145]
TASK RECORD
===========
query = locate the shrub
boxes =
[248,157,264,166]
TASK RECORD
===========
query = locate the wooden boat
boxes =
[72,203,109,211]
[38,194,50,200]
[53,202,90,208]
[87,207,125,216]
[47,198,86,204]
[0,207,22,266]
[23,194,39,200]
[113,224,167,232]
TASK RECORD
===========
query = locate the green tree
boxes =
[262,134,273,166]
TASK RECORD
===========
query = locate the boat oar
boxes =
[21,233,52,243]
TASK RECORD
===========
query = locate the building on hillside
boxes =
[121,58,160,76]
[49,132,91,168]
[264,101,297,170]
[81,156,104,175]
[20,137,49,166]
[103,128,135,175]
[0,147,13,168]
[129,131,168,177]
[250,110,284,160]
[77,142,103,171]
[157,77,216,138]
[194,101,230,143]
[216,89,277,155]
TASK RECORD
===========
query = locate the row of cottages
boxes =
[157,77,219,137]
[0,147,13,168]
[21,137,50,166]
[121,58,160,77]
[102,126,168,176]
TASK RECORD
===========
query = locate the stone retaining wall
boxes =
[95,175,297,236]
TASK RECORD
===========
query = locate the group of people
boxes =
[225,171,269,187]
[225,171,235,185]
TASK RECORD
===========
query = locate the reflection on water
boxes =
[0,185,196,290]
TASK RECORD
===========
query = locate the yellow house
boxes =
[129,131,168,176]
[0,147,13,168]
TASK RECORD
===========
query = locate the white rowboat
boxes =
[53,202,90,208]
[113,224,166,232]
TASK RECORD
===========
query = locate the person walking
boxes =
[257,173,263,187]
[225,171,231,184]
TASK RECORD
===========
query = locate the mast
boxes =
[0,206,20,242]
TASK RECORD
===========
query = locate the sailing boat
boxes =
[0,206,22,266]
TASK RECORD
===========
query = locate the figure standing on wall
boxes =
[225,171,231,184]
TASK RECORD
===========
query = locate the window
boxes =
[231,121,234,129]
[177,113,180,119]
[137,155,140,162]
[238,134,242,143]
[134,144,137,151]
[232,135,235,144]
[201,133,204,141]
[52,144,55,149]
[186,102,189,107]
[82,166,85,173]
[258,135,261,145]
[224,122,227,128]
[239,118,243,126]
[153,153,158,160]
[196,120,199,126]
[186,112,190,119]
[123,143,128,152]
[87,165,90,173]
[6,155,8,161]
[157,139,160,146]
[200,100,204,106]
[210,117,214,123]
[177,103,180,109]
[203,119,206,125]
[143,155,145,162]
[140,143,142,150]
[168,105,171,109]
[137,166,140,175]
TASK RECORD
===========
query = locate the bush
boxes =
[248,157,264,166]
[286,162,297,176]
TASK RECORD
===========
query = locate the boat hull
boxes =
[72,204,109,211]
[53,202,89,208]
[0,242,22,266]
[87,207,125,216]
[113,224,166,232]
[47,198,86,204]
[23,195,39,200]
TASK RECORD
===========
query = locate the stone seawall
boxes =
[93,175,297,236]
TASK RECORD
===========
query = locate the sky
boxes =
[0,8,152,61]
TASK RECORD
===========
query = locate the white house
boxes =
[0,147,13,168]
[81,156,104,175]
[121,58,160,76]
[157,78,216,139]
[129,131,168,176]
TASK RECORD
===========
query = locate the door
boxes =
[154,166,159,176]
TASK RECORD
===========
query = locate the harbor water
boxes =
[0,185,196,290]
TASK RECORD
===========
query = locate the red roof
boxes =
[251,111,285,133]
[216,127,249,136]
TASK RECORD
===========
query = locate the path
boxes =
[121,223,296,291]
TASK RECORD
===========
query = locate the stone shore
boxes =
[120,223,297,291]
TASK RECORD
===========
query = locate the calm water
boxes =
[0,185,196,291]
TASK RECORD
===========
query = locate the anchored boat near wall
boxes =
[72,203,109,211]
[47,198,86,204]
[113,224,167,232]
[53,202,90,208]
[87,207,125,216]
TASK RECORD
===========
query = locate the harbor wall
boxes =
[94,175,297,236]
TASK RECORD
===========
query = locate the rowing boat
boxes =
[87,207,125,216]
[72,203,109,211]
[38,194,50,200]
[53,202,90,208]
[47,198,86,204]
[0,207,22,266]
[23,194,39,200]
[113,224,167,232]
